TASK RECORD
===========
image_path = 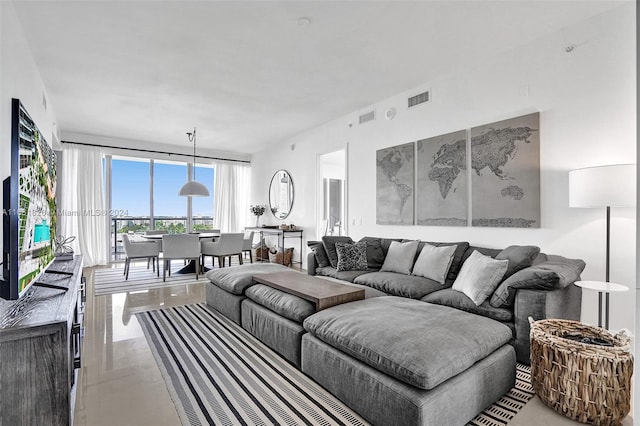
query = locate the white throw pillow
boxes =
[452,250,509,306]
[380,240,419,275]
[412,243,457,284]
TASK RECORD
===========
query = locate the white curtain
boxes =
[213,161,251,232]
[59,145,109,266]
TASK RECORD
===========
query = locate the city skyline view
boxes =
[111,158,215,218]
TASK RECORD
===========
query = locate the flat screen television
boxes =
[1,98,58,300]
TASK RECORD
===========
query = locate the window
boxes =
[112,157,150,232]
[192,165,214,230]
[153,160,187,233]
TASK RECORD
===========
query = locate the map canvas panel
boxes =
[471,112,540,228]
[416,130,468,226]
[376,142,415,225]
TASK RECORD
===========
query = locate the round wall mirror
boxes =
[269,170,294,220]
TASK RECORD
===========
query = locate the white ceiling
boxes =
[13,1,624,154]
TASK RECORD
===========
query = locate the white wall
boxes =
[0,2,58,248]
[251,4,636,330]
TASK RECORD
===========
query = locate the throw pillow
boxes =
[322,236,354,268]
[358,237,385,270]
[495,245,541,278]
[380,240,419,275]
[412,243,457,284]
[452,250,509,306]
[307,241,331,268]
[336,242,368,272]
[490,255,586,308]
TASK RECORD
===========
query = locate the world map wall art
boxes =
[376,142,415,225]
[376,112,540,228]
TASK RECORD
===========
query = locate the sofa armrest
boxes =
[513,284,582,364]
[307,253,317,276]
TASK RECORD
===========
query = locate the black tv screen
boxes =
[2,98,57,300]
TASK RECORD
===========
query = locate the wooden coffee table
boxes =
[252,271,365,311]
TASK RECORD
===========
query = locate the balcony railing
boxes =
[111,216,214,261]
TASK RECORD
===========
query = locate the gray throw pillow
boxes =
[336,242,368,272]
[495,245,541,278]
[452,250,509,306]
[412,243,457,284]
[322,236,354,268]
[490,255,586,308]
[307,241,330,268]
[358,237,385,270]
[380,240,419,275]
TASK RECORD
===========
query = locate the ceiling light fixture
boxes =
[296,17,311,26]
[179,127,210,197]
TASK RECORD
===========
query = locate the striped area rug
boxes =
[137,303,367,425]
[93,264,204,296]
[137,304,534,426]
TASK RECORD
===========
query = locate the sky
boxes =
[111,158,214,217]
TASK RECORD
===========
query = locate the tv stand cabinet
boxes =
[0,256,84,425]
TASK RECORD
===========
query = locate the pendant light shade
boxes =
[179,127,210,197]
[179,180,210,197]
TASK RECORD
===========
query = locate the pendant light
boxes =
[179,127,210,197]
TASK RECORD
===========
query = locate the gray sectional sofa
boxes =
[205,235,585,425]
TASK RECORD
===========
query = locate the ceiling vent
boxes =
[408,90,430,108]
[359,110,376,125]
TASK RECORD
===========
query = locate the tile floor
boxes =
[74,262,633,426]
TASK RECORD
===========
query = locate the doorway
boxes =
[318,149,346,237]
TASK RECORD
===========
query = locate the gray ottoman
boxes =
[241,284,317,366]
[302,296,516,425]
[205,263,289,324]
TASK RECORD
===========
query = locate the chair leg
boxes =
[195,258,199,280]
[147,258,150,269]
[157,257,160,277]
[125,258,130,280]
[249,250,253,263]
[168,260,171,277]
[163,260,167,282]
[239,254,243,265]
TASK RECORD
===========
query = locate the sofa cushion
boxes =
[245,284,315,323]
[315,266,371,283]
[490,255,585,308]
[354,271,444,299]
[322,236,354,268]
[380,240,419,275]
[412,243,457,284]
[419,241,470,286]
[303,296,513,390]
[206,263,290,295]
[422,289,513,322]
[336,242,368,272]
[496,245,541,278]
[357,237,385,270]
[307,240,331,268]
[452,250,508,305]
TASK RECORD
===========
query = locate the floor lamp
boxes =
[569,164,636,328]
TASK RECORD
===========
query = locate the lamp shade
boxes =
[179,180,210,197]
[569,164,636,208]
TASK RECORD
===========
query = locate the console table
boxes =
[0,256,85,426]
[245,227,304,267]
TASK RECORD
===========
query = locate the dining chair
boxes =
[121,233,161,280]
[161,234,201,282]
[242,231,255,263]
[201,233,244,268]
[145,229,167,255]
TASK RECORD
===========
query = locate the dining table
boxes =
[141,232,220,274]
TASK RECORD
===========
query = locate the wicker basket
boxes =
[253,246,270,261]
[529,318,633,425]
[268,248,293,266]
